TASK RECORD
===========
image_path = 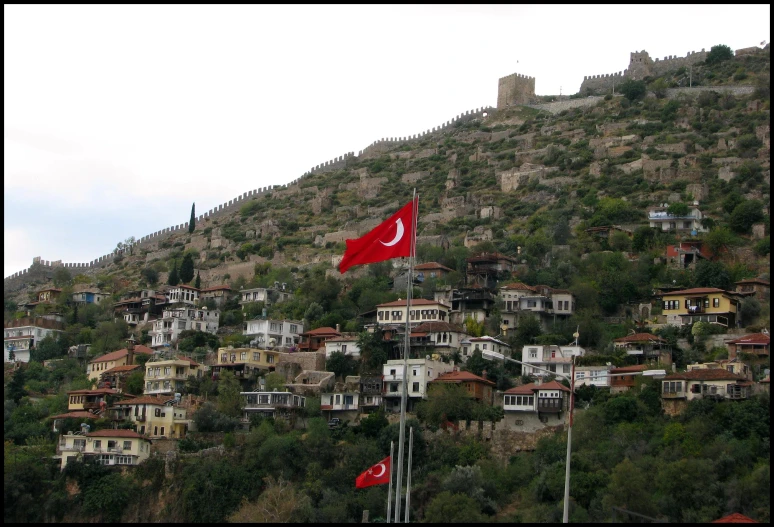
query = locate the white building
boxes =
[382,358,454,412]
[243,318,304,350]
[521,344,585,378]
[574,365,613,388]
[165,285,200,306]
[648,206,707,234]
[239,286,294,310]
[374,298,451,328]
[460,336,511,361]
[324,335,361,359]
[4,318,65,363]
[150,307,219,349]
[409,321,469,358]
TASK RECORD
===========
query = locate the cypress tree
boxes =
[168,260,180,286]
[189,203,195,233]
[180,253,195,284]
[194,271,201,289]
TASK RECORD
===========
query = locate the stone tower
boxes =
[497,72,536,108]
[627,51,653,80]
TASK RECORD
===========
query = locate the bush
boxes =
[619,79,647,102]
[729,200,764,233]
[705,44,734,65]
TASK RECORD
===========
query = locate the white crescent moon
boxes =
[373,463,387,478]
[380,219,404,247]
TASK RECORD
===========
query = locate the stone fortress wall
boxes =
[497,72,536,108]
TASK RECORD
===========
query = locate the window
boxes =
[344,395,354,406]
[253,352,260,361]
[390,369,396,376]
[123,441,132,451]
[266,355,274,364]
[378,311,384,321]
[108,440,117,450]
[93,440,102,449]
[529,348,538,359]
[342,345,347,354]
[160,427,165,436]
[290,324,298,333]
[221,354,227,362]
[412,369,418,377]
[412,382,420,392]
[663,381,682,393]
[240,352,247,360]
[713,298,719,308]
[335,394,340,404]
[116,455,132,465]
[390,383,398,392]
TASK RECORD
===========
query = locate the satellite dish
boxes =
[573,332,580,339]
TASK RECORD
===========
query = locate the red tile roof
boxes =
[432,371,495,386]
[613,333,667,344]
[175,356,201,367]
[90,345,154,363]
[102,364,141,375]
[728,333,770,345]
[67,388,120,396]
[414,262,453,272]
[665,287,728,296]
[665,369,747,381]
[200,285,232,292]
[49,411,100,420]
[301,326,341,336]
[500,282,536,291]
[611,364,649,373]
[113,395,176,406]
[377,298,447,307]
[87,429,147,439]
[712,513,759,523]
[505,380,571,394]
[735,278,769,286]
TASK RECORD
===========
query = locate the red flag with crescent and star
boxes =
[355,455,391,489]
[338,197,417,274]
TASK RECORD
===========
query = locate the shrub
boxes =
[705,44,734,65]
[619,79,647,101]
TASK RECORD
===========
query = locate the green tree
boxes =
[7,368,27,403]
[705,44,734,65]
[264,372,286,392]
[417,383,473,426]
[423,491,484,523]
[140,267,159,286]
[703,226,736,254]
[216,370,244,418]
[649,77,669,98]
[124,370,145,395]
[194,271,201,289]
[693,260,732,290]
[52,267,72,287]
[738,297,761,326]
[464,317,485,337]
[513,313,543,348]
[619,79,647,101]
[667,202,690,217]
[189,202,196,233]
[325,351,358,381]
[179,253,195,284]
[167,260,180,286]
[729,200,764,233]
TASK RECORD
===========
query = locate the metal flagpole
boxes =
[386,441,394,523]
[562,328,579,523]
[395,190,418,523]
[404,427,414,523]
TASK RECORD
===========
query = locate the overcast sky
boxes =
[4,4,771,278]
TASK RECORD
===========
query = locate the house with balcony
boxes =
[113,289,167,326]
[520,344,585,379]
[661,369,752,416]
[321,375,366,424]
[686,359,752,381]
[409,321,468,359]
[71,289,111,306]
[240,391,306,425]
[22,287,63,311]
[648,206,707,234]
[574,364,613,388]
[449,286,497,325]
[734,278,770,298]
[210,346,281,385]
[509,285,576,332]
[429,370,495,405]
[243,318,304,350]
[465,252,518,289]
[501,380,571,431]
[461,336,511,362]
[382,357,454,412]
[727,332,770,360]
[373,299,451,331]
[324,334,361,359]
[661,287,741,327]
[298,326,342,351]
[165,285,200,306]
[144,356,201,395]
[239,285,294,311]
[57,428,151,470]
[199,285,233,307]
[613,333,669,364]
[88,345,154,382]
[149,307,219,349]
[610,364,648,394]
[112,395,191,438]
[67,387,127,414]
[4,317,65,363]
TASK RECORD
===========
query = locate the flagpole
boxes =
[395,189,418,523]
[386,441,394,523]
[404,426,414,523]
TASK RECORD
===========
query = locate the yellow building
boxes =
[211,347,281,380]
[144,356,202,395]
[67,387,129,412]
[88,345,154,382]
[112,395,190,439]
[57,429,151,470]
[660,287,740,327]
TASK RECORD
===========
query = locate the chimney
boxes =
[126,334,136,366]
[336,324,340,333]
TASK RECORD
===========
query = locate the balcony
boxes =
[536,400,564,413]
[136,414,146,422]
[383,374,404,382]
[661,391,686,399]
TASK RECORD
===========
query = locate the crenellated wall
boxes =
[497,72,536,108]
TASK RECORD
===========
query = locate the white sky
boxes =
[4,4,771,278]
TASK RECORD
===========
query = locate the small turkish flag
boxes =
[355,455,391,489]
[339,198,417,274]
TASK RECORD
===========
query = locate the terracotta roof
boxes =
[49,411,99,420]
[86,429,147,439]
[113,395,176,406]
[67,388,120,396]
[727,333,770,345]
[665,369,747,381]
[410,332,429,337]
[712,513,759,523]
[301,326,341,336]
[611,364,649,373]
[102,364,141,375]
[377,298,448,308]
[38,288,63,293]
[90,345,154,364]
[414,262,453,272]
[665,287,729,296]
[413,321,466,333]
[500,282,536,291]
[505,380,570,394]
[613,333,667,344]
[4,317,65,330]
[759,375,770,384]
[432,371,495,386]
[735,278,769,286]
[175,356,201,366]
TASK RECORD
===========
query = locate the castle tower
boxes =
[628,50,653,80]
[497,72,536,109]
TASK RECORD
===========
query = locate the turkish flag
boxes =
[355,455,391,489]
[339,198,417,274]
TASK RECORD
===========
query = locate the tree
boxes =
[325,351,358,381]
[227,476,310,523]
[124,370,145,395]
[194,271,201,289]
[704,227,736,254]
[189,202,196,233]
[8,368,27,403]
[179,253,195,284]
[619,79,647,101]
[417,383,473,426]
[167,260,180,286]
[667,202,690,217]
[140,267,159,287]
[424,491,484,523]
[52,267,72,287]
[729,200,764,233]
[264,372,286,392]
[705,44,734,65]
[649,77,669,98]
[464,317,485,337]
[693,260,732,290]
[216,370,243,418]
[513,313,543,347]
[738,297,761,326]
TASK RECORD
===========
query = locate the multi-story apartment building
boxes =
[144,357,202,395]
[199,285,233,307]
[165,285,200,306]
[660,287,741,327]
[112,395,191,438]
[57,428,151,470]
[374,298,451,328]
[4,317,65,363]
[648,205,707,234]
[520,344,585,378]
[240,391,306,424]
[149,307,219,349]
[574,365,613,388]
[243,318,304,350]
[382,358,454,412]
[210,346,282,382]
[113,289,167,326]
